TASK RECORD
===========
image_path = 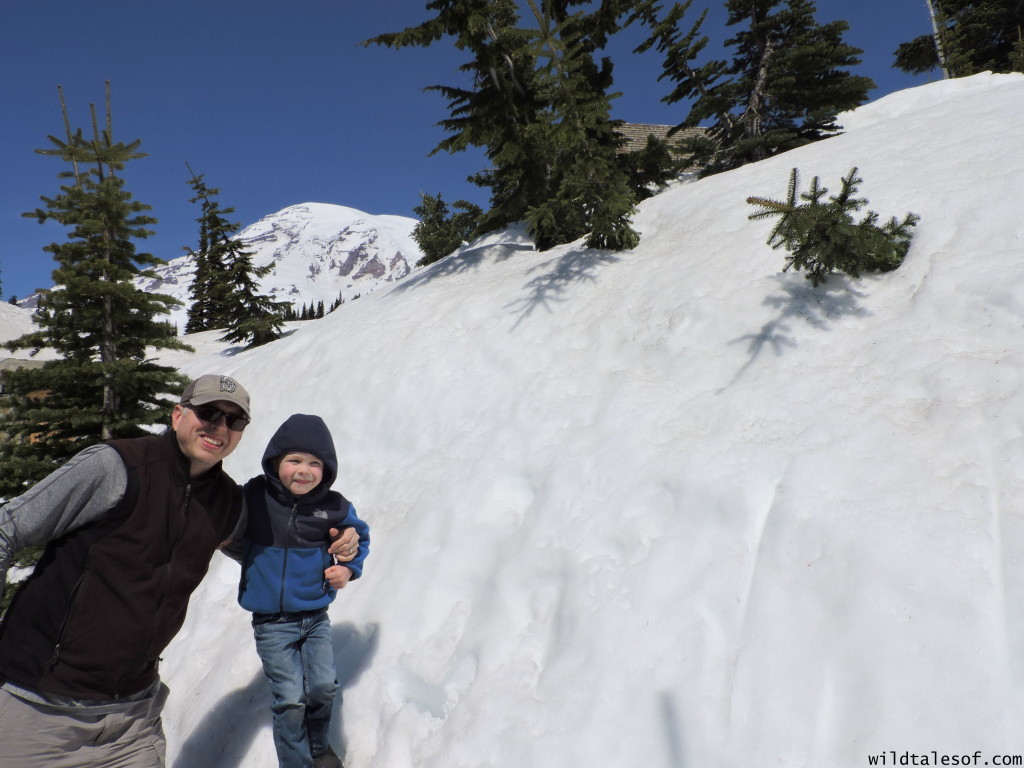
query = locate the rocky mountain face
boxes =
[133,202,423,328]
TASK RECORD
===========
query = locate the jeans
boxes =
[253,609,339,768]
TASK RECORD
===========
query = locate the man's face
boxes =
[171,400,245,476]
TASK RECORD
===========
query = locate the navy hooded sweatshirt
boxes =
[238,414,369,615]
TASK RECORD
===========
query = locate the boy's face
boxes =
[276,451,324,495]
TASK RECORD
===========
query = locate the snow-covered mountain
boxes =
[0,300,37,346]
[132,202,423,328]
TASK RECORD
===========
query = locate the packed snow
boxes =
[4,72,1024,767]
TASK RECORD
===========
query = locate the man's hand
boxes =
[324,564,354,590]
[328,527,359,563]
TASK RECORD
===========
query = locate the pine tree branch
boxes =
[56,85,81,188]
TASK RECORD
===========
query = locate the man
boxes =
[0,374,360,767]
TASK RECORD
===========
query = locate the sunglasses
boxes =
[184,404,250,432]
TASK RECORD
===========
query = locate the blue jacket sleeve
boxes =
[336,503,370,580]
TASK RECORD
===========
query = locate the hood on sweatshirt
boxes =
[260,414,339,494]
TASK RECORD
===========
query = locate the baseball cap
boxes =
[179,375,251,419]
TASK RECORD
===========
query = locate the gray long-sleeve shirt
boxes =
[0,445,128,592]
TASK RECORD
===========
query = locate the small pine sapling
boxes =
[747,167,919,286]
[412,192,482,267]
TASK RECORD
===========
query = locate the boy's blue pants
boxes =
[253,608,339,768]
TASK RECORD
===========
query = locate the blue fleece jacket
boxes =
[237,414,370,615]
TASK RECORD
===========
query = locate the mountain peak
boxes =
[136,203,423,327]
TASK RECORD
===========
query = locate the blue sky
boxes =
[0,0,936,302]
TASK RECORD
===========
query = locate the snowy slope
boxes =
[0,301,37,345]
[6,73,1024,768]
[0,300,59,361]
[138,72,1024,767]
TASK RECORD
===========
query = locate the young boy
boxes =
[237,413,370,768]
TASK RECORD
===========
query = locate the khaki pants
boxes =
[0,684,169,768]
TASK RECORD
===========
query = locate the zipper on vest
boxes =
[278,503,299,611]
[172,482,193,550]
[115,481,192,698]
[49,571,88,670]
[322,539,333,594]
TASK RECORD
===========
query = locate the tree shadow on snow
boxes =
[216,344,249,358]
[660,690,688,768]
[392,242,535,295]
[213,328,299,358]
[720,273,871,391]
[505,246,620,329]
[171,622,380,768]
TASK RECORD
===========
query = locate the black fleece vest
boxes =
[0,432,242,700]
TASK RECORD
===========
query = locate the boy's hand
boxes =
[325,564,353,590]
[328,527,359,563]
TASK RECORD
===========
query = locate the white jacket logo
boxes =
[313,509,328,519]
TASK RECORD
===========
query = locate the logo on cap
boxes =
[219,377,237,394]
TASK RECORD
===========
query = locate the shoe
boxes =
[312,746,343,768]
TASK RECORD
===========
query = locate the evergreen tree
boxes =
[219,250,286,346]
[366,0,547,237]
[894,0,1024,77]
[315,300,325,319]
[640,0,874,177]
[184,175,218,334]
[633,0,726,160]
[412,192,483,265]
[184,171,286,347]
[0,83,190,496]
[747,167,920,286]
[366,0,667,251]
[1011,33,1024,70]
[521,0,641,251]
[618,131,683,200]
[184,248,212,335]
